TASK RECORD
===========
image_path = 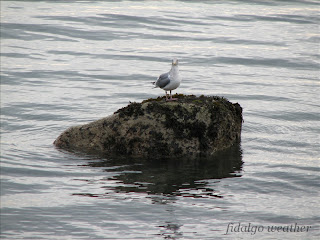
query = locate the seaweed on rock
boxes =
[54,94,243,159]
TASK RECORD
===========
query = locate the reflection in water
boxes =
[79,142,243,198]
[73,144,242,239]
[158,197,184,240]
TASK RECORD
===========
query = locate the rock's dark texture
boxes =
[54,94,243,159]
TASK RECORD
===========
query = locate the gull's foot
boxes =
[166,98,178,102]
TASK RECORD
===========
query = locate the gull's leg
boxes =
[168,90,178,101]
[165,91,169,101]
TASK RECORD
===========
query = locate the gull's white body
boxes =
[153,58,181,101]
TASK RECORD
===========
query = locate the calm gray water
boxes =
[1,0,319,239]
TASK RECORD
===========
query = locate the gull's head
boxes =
[172,58,179,66]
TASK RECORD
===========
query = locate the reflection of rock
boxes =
[54,95,243,159]
[159,221,183,239]
[85,143,243,197]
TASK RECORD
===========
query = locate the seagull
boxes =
[153,58,181,101]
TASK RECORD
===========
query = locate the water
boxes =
[1,0,319,239]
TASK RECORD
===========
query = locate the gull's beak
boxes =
[172,59,178,65]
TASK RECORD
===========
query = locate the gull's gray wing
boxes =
[156,72,170,88]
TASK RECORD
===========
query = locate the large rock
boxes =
[54,94,243,159]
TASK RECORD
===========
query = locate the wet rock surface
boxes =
[54,95,243,159]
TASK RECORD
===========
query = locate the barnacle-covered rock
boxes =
[54,94,243,159]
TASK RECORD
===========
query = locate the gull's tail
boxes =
[151,81,158,88]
